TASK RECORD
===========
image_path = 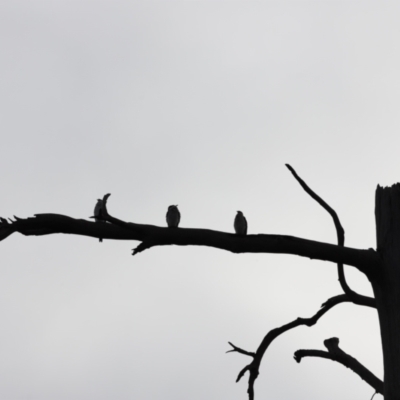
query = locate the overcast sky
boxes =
[1,1,400,399]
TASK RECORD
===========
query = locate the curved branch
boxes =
[322,293,375,309]
[286,164,376,306]
[229,294,356,400]
[336,265,376,306]
[294,337,383,395]
[285,164,344,244]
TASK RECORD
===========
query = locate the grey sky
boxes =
[1,1,398,399]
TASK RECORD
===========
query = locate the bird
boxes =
[94,199,105,242]
[234,211,247,235]
[166,205,180,228]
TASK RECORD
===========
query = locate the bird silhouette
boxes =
[234,211,247,235]
[94,199,105,242]
[166,205,180,228]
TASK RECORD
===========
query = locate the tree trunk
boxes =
[374,184,400,400]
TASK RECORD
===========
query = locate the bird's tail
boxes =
[99,238,103,243]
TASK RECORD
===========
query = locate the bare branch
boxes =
[229,293,356,399]
[285,164,344,244]
[294,337,383,395]
[0,210,380,273]
[336,264,376,307]
[237,365,253,384]
[132,242,156,256]
[226,342,256,357]
[0,214,144,242]
[321,294,375,309]
[286,164,376,306]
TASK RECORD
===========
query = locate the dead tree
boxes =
[0,165,397,399]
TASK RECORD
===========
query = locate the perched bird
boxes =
[166,205,180,228]
[94,199,105,242]
[234,211,247,235]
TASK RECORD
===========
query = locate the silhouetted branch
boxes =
[132,242,156,256]
[100,194,380,274]
[336,264,376,307]
[97,195,158,256]
[285,164,344,243]
[227,342,255,357]
[286,164,376,307]
[0,214,140,242]
[294,337,383,395]
[229,293,355,400]
[321,294,375,309]
[0,205,380,274]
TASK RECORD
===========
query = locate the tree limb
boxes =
[285,164,344,244]
[229,294,357,400]
[321,293,375,309]
[286,164,376,306]
[227,342,255,357]
[294,337,383,395]
[0,210,380,274]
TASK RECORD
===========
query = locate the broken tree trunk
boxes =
[374,184,400,400]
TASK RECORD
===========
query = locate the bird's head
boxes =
[169,205,178,210]
[237,211,243,215]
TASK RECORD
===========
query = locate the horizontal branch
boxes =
[0,212,380,275]
[322,293,375,309]
[294,337,383,395]
[0,214,139,242]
